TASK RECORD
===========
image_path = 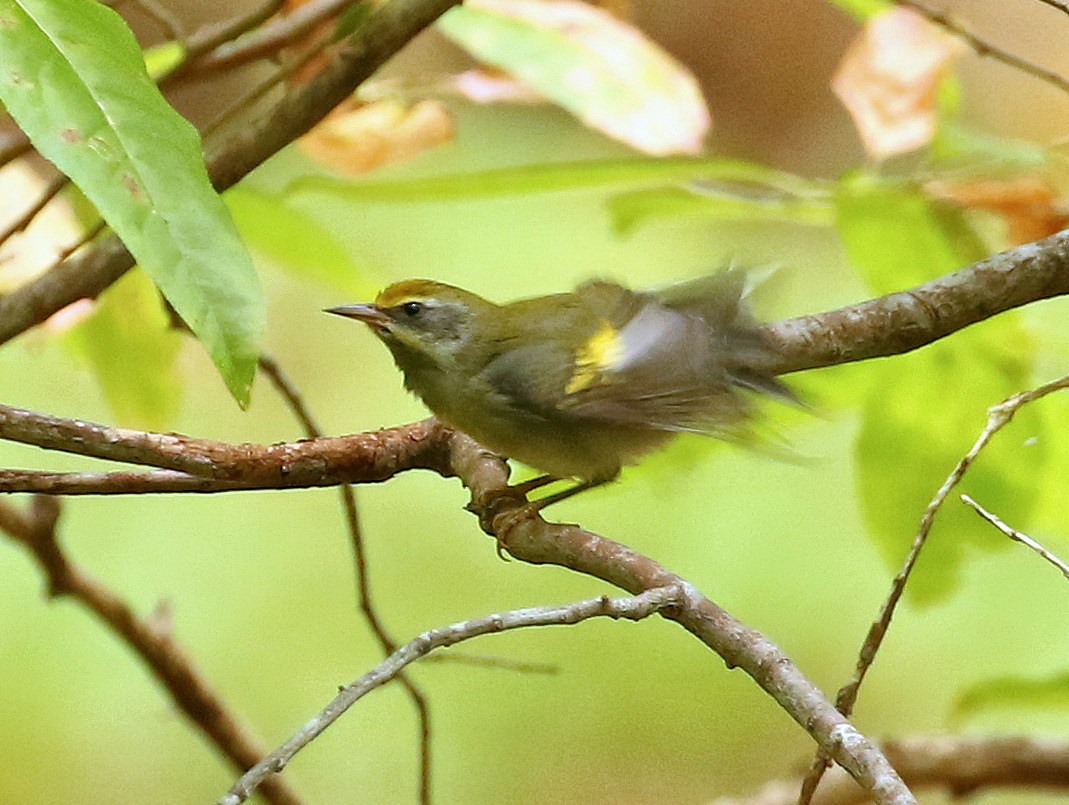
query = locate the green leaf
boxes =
[839,175,1043,602]
[835,174,988,292]
[437,1,708,155]
[0,0,264,406]
[607,186,834,235]
[954,672,1069,724]
[63,269,182,430]
[142,40,186,80]
[291,157,822,201]
[333,1,372,40]
[226,187,375,296]
[855,333,1043,602]
[931,122,1052,174]
[823,0,891,19]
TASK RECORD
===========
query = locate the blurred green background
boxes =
[3,3,1069,804]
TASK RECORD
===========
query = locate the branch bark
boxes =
[715,735,1069,805]
[761,230,1069,374]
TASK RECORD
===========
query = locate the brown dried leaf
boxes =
[298,98,455,175]
[926,176,1069,245]
[833,7,962,160]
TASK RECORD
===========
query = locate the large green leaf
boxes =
[837,175,1043,601]
[63,269,182,430]
[854,335,1043,602]
[0,0,263,405]
[835,173,988,293]
[954,672,1069,725]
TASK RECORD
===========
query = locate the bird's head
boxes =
[326,279,497,369]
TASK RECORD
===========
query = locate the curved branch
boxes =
[760,231,1069,374]
[443,434,913,804]
[219,587,685,804]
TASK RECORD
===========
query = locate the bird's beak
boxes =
[324,303,391,330]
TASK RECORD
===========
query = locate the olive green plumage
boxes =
[328,270,793,483]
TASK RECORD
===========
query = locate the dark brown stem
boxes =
[0,497,305,805]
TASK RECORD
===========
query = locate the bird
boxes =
[326,269,794,505]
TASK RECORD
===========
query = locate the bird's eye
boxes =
[401,301,424,317]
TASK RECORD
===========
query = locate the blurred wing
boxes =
[481,272,795,433]
[557,300,746,433]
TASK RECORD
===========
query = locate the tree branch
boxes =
[443,435,915,804]
[713,735,1069,805]
[761,230,1069,374]
[0,497,305,805]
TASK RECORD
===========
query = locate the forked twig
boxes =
[217,587,685,804]
[798,373,1069,803]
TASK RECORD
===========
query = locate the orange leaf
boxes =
[298,98,455,175]
[926,176,1069,245]
[833,7,962,160]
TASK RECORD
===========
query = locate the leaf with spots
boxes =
[0,0,263,406]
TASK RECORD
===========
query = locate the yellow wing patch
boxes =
[565,319,624,394]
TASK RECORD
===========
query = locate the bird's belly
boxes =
[444,406,671,482]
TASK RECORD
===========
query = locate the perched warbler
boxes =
[327,270,794,500]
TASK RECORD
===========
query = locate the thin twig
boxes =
[257,354,433,805]
[159,0,286,84]
[194,0,357,73]
[126,0,184,39]
[0,171,69,246]
[217,586,686,804]
[961,493,1069,581]
[894,0,1069,96]
[0,497,305,805]
[798,373,1069,803]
